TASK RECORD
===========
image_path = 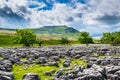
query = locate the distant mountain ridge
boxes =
[0,26,80,40]
[33,25,79,34]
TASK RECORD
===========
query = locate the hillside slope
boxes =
[33,26,80,40]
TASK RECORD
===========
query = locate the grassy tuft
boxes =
[99,56,105,59]
[71,59,87,66]
[12,64,59,80]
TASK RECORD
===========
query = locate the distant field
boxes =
[0,29,100,47]
[36,34,78,40]
[0,30,15,34]
[0,31,79,47]
[0,30,78,40]
[0,33,18,47]
[0,30,99,47]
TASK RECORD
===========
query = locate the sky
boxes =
[0,0,120,37]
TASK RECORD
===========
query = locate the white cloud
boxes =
[0,0,87,28]
[80,0,120,37]
[84,0,120,25]
[0,0,120,36]
[28,3,86,27]
[0,0,27,9]
[0,0,30,19]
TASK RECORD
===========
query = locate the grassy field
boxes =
[0,28,79,40]
[0,33,79,47]
[0,34,13,46]
[0,34,22,47]
[12,58,87,80]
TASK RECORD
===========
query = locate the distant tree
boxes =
[101,32,112,44]
[13,29,36,47]
[36,39,43,46]
[78,31,94,45]
[101,31,120,45]
[60,37,70,45]
[112,37,120,45]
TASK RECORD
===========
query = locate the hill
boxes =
[0,26,80,40]
[33,26,80,40]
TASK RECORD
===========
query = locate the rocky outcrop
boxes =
[0,71,14,80]
[0,45,119,80]
[22,73,40,80]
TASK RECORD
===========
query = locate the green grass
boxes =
[0,31,80,47]
[98,53,120,59]
[12,64,59,80]
[40,40,79,46]
[42,40,61,45]
[21,58,27,61]
[92,53,98,57]
[0,34,23,47]
[59,58,87,67]
[59,58,65,67]
[71,59,87,66]
[12,58,87,80]
[92,53,105,59]
[0,34,13,46]
[0,38,79,47]
[109,54,120,57]
[0,44,23,47]
[99,56,105,59]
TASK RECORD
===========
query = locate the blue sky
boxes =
[0,0,120,37]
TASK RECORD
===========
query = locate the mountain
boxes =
[0,26,80,40]
[34,26,79,33]
[34,25,80,40]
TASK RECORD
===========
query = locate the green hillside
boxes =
[0,26,80,40]
[33,26,80,40]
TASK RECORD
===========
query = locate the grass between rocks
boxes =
[92,53,105,59]
[71,59,87,66]
[110,53,120,57]
[93,53,120,59]
[13,64,58,80]
[21,58,27,61]
[99,56,105,59]
[92,53,98,57]
[12,58,87,80]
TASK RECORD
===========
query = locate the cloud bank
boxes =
[0,0,120,37]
